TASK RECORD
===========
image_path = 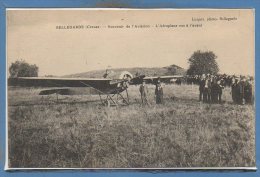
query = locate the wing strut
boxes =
[80,81,129,107]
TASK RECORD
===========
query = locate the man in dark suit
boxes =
[155,80,163,104]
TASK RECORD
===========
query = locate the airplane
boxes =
[8,71,183,106]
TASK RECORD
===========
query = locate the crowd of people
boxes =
[198,74,224,103]
[186,74,236,87]
[138,74,254,105]
[231,76,254,104]
[192,74,254,104]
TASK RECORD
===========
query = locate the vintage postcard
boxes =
[6,8,255,169]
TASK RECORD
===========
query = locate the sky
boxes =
[7,9,254,76]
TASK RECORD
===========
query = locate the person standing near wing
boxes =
[155,79,164,104]
[139,80,149,105]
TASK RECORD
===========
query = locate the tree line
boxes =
[9,50,219,77]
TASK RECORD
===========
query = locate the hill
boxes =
[63,64,186,78]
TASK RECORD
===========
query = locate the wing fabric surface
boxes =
[8,77,111,88]
[39,88,101,95]
[144,75,183,84]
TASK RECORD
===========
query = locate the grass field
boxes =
[8,84,255,168]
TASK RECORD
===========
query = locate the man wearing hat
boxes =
[139,80,149,105]
[155,79,164,104]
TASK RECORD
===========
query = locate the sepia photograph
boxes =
[6,8,255,169]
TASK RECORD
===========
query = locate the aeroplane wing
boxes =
[143,75,183,84]
[8,75,145,95]
[8,77,112,88]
